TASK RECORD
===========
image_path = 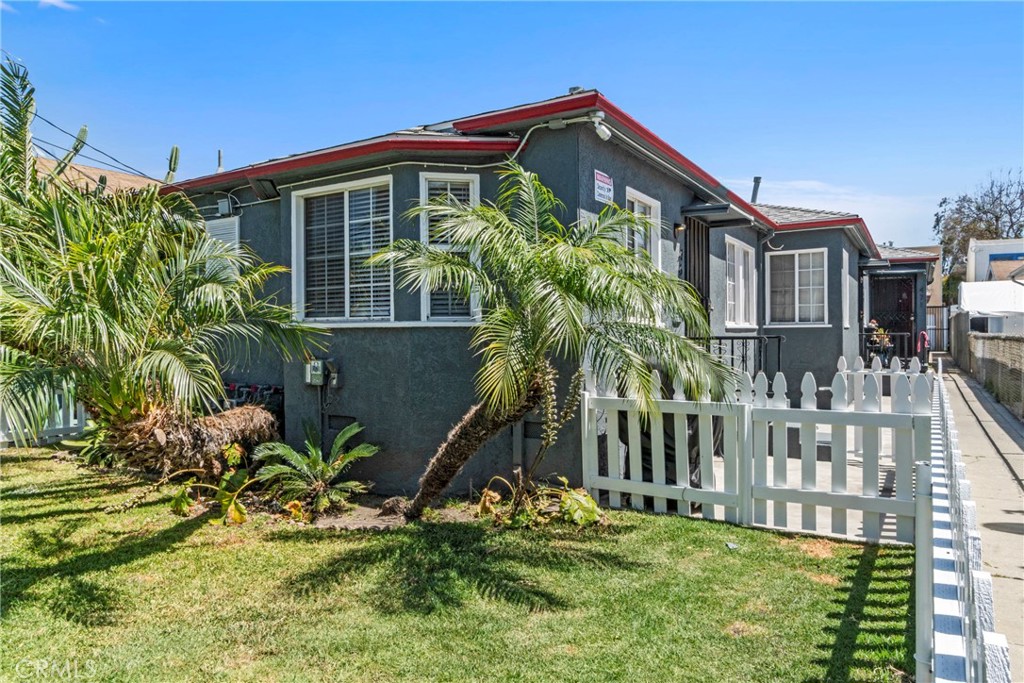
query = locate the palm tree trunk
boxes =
[400,390,541,519]
[110,405,278,477]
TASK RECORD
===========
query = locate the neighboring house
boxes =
[965,237,1024,282]
[35,157,156,192]
[168,89,889,494]
[957,237,1024,334]
[908,244,943,306]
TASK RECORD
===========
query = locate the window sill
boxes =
[725,324,758,332]
[298,320,480,329]
[764,323,832,329]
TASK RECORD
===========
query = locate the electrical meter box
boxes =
[304,360,326,386]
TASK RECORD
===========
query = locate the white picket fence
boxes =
[581,356,933,542]
[922,361,1012,683]
[0,388,87,448]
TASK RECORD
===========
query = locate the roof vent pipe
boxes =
[217,149,224,174]
[751,176,762,203]
[568,86,584,95]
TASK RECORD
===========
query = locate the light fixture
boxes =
[589,112,612,141]
[248,177,280,200]
[674,222,685,234]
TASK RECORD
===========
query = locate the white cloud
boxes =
[39,0,78,9]
[0,1,17,11]
[727,178,940,248]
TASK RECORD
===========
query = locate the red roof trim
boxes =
[451,93,601,132]
[775,217,881,259]
[166,137,520,193]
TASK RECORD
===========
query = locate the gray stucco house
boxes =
[170,89,893,495]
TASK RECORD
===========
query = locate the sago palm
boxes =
[253,423,378,513]
[0,60,317,470]
[372,162,733,518]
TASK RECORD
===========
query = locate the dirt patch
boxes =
[314,495,479,531]
[780,536,837,559]
[745,599,772,616]
[799,569,841,586]
[725,621,768,638]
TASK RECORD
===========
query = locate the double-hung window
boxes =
[294,176,392,322]
[420,173,480,321]
[625,187,661,269]
[767,248,827,325]
[725,237,756,327]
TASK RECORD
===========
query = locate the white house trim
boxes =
[765,247,829,327]
[725,235,757,330]
[418,172,482,322]
[625,186,661,271]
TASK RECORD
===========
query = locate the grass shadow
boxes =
[807,545,915,682]
[1,513,209,619]
[273,520,648,615]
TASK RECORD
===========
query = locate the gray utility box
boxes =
[304,360,326,386]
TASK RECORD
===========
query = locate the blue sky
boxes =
[2,1,1022,246]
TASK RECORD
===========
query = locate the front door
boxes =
[869,275,916,358]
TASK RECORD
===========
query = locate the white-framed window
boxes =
[766,248,828,326]
[725,236,756,328]
[842,248,850,328]
[291,175,393,322]
[419,172,481,321]
[625,187,661,270]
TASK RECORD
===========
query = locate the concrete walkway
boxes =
[943,366,1024,682]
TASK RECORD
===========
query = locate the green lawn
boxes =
[1,450,915,682]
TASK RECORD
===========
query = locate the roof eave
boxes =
[165,135,520,194]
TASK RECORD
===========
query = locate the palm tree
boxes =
[0,60,318,472]
[372,162,732,518]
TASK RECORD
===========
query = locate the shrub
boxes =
[253,424,378,515]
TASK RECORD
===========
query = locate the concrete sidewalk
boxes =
[943,367,1024,682]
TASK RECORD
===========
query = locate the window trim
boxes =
[290,174,394,324]
[625,186,661,271]
[842,248,850,329]
[765,247,829,328]
[724,235,757,329]
[418,172,482,322]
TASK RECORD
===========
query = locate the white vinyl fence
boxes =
[924,361,1012,683]
[0,388,87,448]
[581,356,933,542]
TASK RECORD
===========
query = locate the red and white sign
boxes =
[594,170,614,204]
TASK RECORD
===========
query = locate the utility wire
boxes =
[33,140,105,186]
[31,110,165,184]
[33,136,144,177]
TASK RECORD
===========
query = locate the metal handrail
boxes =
[700,335,785,376]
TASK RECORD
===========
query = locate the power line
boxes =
[31,110,165,184]
[33,140,105,187]
[33,136,144,177]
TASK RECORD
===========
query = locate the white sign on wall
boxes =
[594,170,613,204]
